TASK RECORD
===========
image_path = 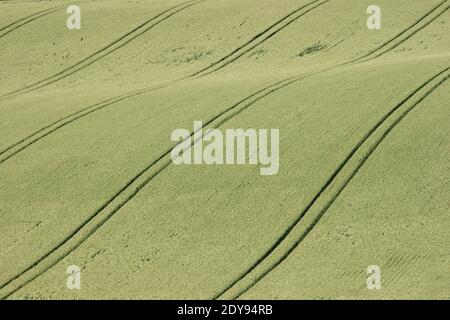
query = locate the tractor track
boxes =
[0,0,331,164]
[2,64,448,300]
[0,1,447,298]
[354,0,449,63]
[190,0,330,77]
[0,0,442,165]
[0,3,67,40]
[0,73,313,299]
[214,67,450,300]
[0,0,206,99]
[0,0,325,100]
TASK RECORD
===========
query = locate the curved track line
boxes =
[1,0,326,99]
[0,0,206,99]
[0,7,55,33]
[210,3,450,292]
[0,4,67,40]
[0,1,446,297]
[191,0,330,77]
[215,67,450,300]
[0,0,437,164]
[0,74,304,298]
[0,0,330,164]
[357,1,449,63]
[3,0,441,163]
[0,83,175,166]
[350,0,449,63]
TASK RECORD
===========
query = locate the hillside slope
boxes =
[0,0,448,299]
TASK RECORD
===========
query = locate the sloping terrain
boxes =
[0,0,448,299]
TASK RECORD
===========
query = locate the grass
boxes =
[0,0,448,299]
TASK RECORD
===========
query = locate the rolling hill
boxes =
[0,0,448,299]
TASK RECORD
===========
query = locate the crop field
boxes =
[0,0,449,300]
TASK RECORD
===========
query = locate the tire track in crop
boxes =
[190,0,330,77]
[0,0,439,165]
[215,67,450,300]
[2,63,447,300]
[1,0,327,99]
[0,1,445,297]
[0,74,306,299]
[5,0,441,164]
[0,0,206,99]
[0,50,341,297]
[0,0,330,164]
[0,84,168,166]
[210,3,450,298]
[352,0,449,63]
[0,4,67,40]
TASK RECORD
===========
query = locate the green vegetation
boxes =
[0,0,448,299]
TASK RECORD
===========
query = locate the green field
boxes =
[0,0,449,299]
